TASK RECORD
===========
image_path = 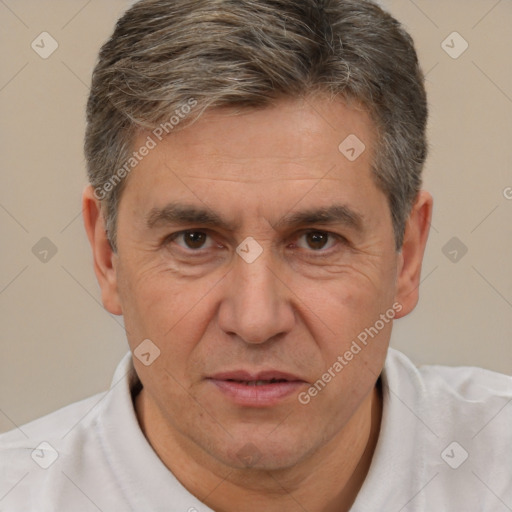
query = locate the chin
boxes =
[214,433,317,472]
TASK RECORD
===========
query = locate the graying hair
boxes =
[85,0,428,250]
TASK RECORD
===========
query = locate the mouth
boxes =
[206,370,307,407]
[225,378,291,386]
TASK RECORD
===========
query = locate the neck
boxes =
[136,381,382,512]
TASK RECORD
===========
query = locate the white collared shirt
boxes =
[1,348,511,511]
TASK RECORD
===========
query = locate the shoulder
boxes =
[389,349,511,487]
[366,348,512,508]
[0,391,107,446]
[384,348,512,436]
[385,347,512,410]
[382,348,512,466]
[0,392,107,510]
[0,353,135,511]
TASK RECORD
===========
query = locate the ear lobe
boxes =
[394,190,433,318]
[82,185,123,315]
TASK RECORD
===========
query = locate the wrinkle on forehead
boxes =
[121,96,385,237]
[143,96,376,182]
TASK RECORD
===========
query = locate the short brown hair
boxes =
[85,0,428,250]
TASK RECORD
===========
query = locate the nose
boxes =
[217,249,295,345]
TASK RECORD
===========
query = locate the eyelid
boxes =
[164,229,216,250]
[292,229,348,252]
[162,228,348,253]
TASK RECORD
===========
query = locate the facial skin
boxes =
[83,96,432,512]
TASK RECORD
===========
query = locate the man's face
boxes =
[110,97,402,469]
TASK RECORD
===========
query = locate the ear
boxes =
[394,190,433,318]
[82,185,122,315]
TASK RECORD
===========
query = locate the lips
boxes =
[207,370,307,407]
[210,370,304,383]
[232,378,288,386]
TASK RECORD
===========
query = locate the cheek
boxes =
[296,283,392,423]
[293,258,397,397]
[117,259,223,376]
[302,259,397,335]
[120,277,215,421]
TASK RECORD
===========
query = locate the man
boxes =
[1,0,510,510]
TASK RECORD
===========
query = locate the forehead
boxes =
[114,96,396,246]
[121,96,383,221]
[132,96,376,179]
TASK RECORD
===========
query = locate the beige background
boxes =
[0,0,511,433]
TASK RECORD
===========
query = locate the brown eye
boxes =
[168,231,212,250]
[305,231,330,250]
[182,231,208,249]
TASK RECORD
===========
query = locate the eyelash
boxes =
[163,230,220,255]
[163,230,348,256]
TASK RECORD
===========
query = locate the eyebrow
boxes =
[146,203,232,230]
[274,205,364,233]
[146,202,364,233]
